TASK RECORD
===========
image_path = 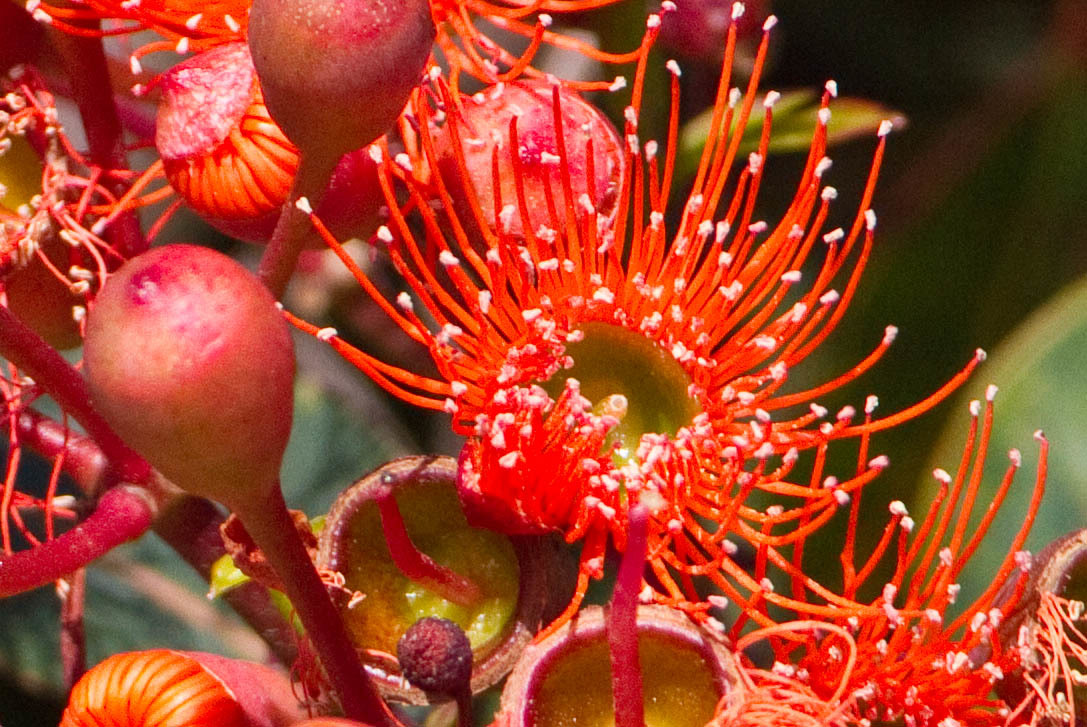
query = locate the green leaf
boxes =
[677,89,906,186]
[280,335,416,515]
[916,274,1087,607]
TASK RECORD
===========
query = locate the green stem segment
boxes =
[235,483,396,726]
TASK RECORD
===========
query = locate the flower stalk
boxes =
[607,503,649,727]
[0,306,150,485]
[376,491,483,606]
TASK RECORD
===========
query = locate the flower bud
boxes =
[434,80,624,240]
[60,649,303,727]
[83,244,294,505]
[156,43,384,244]
[247,0,435,167]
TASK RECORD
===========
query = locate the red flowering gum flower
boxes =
[724,393,1051,727]
[290,5,982,636]
[29,0,249,61]
[429,0,642,92]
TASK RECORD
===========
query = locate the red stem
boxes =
[0,306,150,485]
[13,408,111,496]
[258,155,334,298]
[0,485,154,597]
[6,408,298,663]
[455,690,473,727]
[50,25,146,258]
[607,504,648,727]
[153,495,299,665]
[376,493,482,606]
[59,568,87,689]
[236,484,397,727]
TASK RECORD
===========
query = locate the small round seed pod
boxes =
[398,616,473,697]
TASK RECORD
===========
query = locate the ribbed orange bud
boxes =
[61,649,303,727]
[156,42,298,242]
[61,650,249,727]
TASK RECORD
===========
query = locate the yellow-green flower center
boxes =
[531,629,723,727]
[545,322,700,458]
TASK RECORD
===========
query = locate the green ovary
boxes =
[545,322,700,456]
[338,481,520,656]
[530,631,723,727]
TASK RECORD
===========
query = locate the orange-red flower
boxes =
[28,0,631,88]
[720,394,1050,727]
[291,3,987,638]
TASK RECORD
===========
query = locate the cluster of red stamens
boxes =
[1,0,1076,725]
[291,6,993,643]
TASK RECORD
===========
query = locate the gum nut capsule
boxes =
[247,0,436,166]
[83,244,295,505]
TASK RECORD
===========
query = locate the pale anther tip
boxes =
[762,14,777,30]
[294,196,313,214]
[878,119,894,137]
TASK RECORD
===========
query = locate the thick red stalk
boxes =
[235,483,397,726]
[6,409,298,663]
[0,306,150,485]
[0,485,154,597]
[608,504,649,727]
[13,409,110,496]
[153,495,300,665]
[376,492,482,606]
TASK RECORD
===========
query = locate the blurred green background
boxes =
[2,0,1086,723]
